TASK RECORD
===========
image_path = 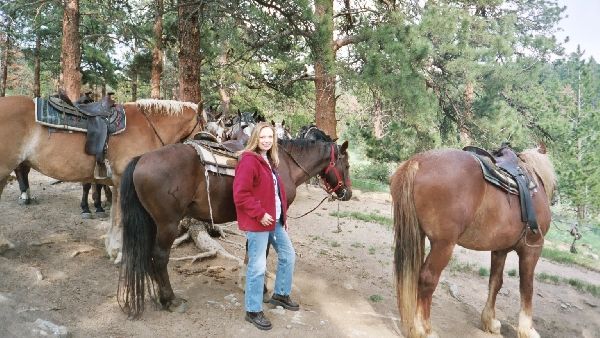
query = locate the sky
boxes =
[555,0,600,60]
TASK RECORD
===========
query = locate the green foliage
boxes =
[330,211,393,228]
[369,294,384,302]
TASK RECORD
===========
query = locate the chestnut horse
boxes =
[391,146,556,338]
[0,96,203,260]
[117,138,352,318]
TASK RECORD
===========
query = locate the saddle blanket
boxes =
[185,140,238,176]
[34,97,126,134]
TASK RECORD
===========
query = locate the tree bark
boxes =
[218,44,231,116]
[151,0,164,99]
[0,26,10,97]
[60,0,82,101]
[460,80,474,145]
[177,0,201,104]
[313,0,337,139]
[34,30,41,97]
[371,88,384,139]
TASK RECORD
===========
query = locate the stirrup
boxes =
[94,160,112,180]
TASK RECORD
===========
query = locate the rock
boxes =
[584,300,597,308]
[286,325,292,329]
[448,283,460,299]
[34,319,69,338]
[268,306,285,315]
[0,235,15,254]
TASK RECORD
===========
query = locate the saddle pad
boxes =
[471,154,519,195]
[185,140,238,176]
[35,97,126,135]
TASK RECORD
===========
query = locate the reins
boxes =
[140,110,166,146]
[282,142,346,221]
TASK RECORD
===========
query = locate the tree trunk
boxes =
[218,44,230,116]
[60,0,81,101]
[0,28,10,97]
[151,0,163,99]
[177,0,201,104]
[313,0,337,139]
[34,30,41,97]
[371,88,384,139]
[460,80,474,145]
[131,72,138,102]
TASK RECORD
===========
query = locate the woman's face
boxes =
[258,127,274,153]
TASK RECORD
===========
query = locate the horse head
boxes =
[272,119,292,140]
[319,140,352,201]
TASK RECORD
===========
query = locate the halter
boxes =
[319,144,349,195]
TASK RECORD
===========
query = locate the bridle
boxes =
[181,114,203,142]
[318,144,350,198]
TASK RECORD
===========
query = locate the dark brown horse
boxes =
[117,138,352,318]
[391,146,556,338]
[0,96,203,260]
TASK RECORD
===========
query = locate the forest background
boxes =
[1,0,599,233]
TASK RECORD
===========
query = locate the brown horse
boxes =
[0,96,203,260]
[391,146,556,338]
[117,138,352,318]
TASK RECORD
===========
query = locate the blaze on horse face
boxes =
[319,140,351,201]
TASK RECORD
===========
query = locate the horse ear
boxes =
[271,120,275,126]
[340,140,348,154]
[538,142,547,154]
[282,119,285,126]
[237,109,241,117]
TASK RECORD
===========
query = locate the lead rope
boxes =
[204,168,216,229]
[333,199,342,233]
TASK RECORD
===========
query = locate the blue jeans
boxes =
[245,221,295,312]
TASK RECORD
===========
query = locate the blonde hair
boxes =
[244,122,279,167]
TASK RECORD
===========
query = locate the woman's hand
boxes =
[260,213,274,227]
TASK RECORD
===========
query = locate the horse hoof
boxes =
[81,212,93,219]
[95,211,108,219]
[18,198,31,206]
[168,298,188,313]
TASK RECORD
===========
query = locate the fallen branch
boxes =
[172,232,190,248]
[170,250,217,263]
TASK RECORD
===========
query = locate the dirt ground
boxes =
[1,171,599,338]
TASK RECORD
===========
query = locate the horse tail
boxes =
[391,160,424,333]
[117,156,156,318]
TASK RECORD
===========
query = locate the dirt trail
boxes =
[1,171,599,337]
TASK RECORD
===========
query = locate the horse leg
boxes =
[92,183,108,218]
[414,241,454,338]
[106,182,122,262]
[481,250,508,334]
[15,164,32,205]
[81,183,93,219]
[516,244,542,338]
[102,185,112,208]
[153,223,187,313]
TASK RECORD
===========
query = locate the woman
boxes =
[233,122,299,331]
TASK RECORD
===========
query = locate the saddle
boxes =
[185,139,244,176]
[464,145,539,232]
[39,93,126,179]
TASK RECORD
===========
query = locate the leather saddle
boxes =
[185,139,244,176]
[464,145,539,232]
[46,92,124,178]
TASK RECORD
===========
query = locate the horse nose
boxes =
[338,188,352,201]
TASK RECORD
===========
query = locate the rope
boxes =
[204,168,216,229]
[287,196,329,219]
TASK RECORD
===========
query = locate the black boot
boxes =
[269,294,300,311]
[245,311,272,330]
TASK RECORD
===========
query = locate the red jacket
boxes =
[233,151,288,232]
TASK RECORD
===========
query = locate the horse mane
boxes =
[135,99,198,116]
[518,148,557,201]
[278,139,331,158]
